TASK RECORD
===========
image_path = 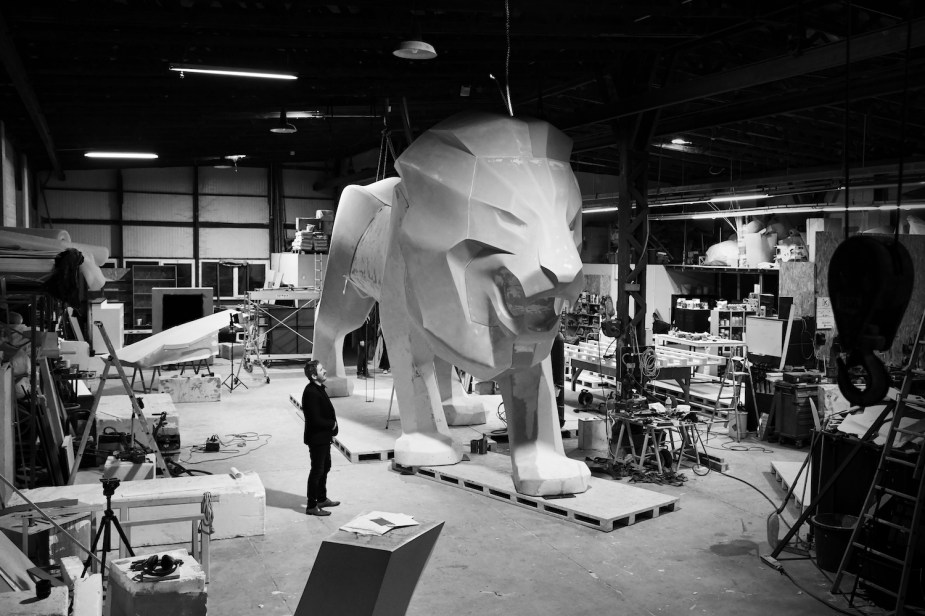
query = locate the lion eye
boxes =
[495,208,527,234]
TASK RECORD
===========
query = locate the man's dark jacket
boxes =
[302,381,338,446]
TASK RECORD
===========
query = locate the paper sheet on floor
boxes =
[339,511,419,536]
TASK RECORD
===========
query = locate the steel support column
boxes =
[615,131,649,346]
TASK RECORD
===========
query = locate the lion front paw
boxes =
[394,433,462,467]
[511,445,591,497]
[443,400,487,426]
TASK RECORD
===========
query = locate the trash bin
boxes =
[811,513,858,572]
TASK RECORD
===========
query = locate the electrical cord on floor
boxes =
[773,562,882,616]
[181,433,272,463]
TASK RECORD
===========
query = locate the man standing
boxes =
[302,360,341,516]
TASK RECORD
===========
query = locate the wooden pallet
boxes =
[289,393,396,463]
[393,452,679,532]
[769,460,812,511]
[334,439,394,463]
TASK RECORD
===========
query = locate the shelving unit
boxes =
[709,308,754,341]
[560,295,604,343]
[99,268,133,331]
[131,264,177,332]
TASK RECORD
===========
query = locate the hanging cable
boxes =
[842,1,852,240]
[893,8,913,243]
[503,0,513,116]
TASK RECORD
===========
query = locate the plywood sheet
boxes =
[779,261,815,318]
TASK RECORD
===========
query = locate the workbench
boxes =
[610,413,705,473]
[565,341,725,406]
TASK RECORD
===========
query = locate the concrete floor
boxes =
[92,358,863,616]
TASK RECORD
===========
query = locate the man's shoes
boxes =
[316,498,340,508]
[306,506,331,516]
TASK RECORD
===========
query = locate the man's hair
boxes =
[305,360,321,380]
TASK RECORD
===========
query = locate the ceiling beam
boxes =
[562,17,925,131]
[0,10,63,179]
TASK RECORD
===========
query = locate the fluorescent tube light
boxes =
[168,63,298,80]
[85,151,158,159]
[709,193,769,203]
[582,206,619,214]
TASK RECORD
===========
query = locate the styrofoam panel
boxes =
[7,472,267,545]
[199,227,268,259]
[282,168,332,198]
[45,189,119,219]
[124,225,194,258]
[199,194,268,223]
[122,167,193,193]
[43,169,118,190]
[58,223,114,252]
[199,166,267,194]
[123,192,194,222]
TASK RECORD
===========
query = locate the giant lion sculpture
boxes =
[312,112,591,496]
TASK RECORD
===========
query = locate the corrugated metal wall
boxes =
[125,226,195,258]
[199,195,267,223]
[200,228,269,259]
[124,193,194,222]
[200,167,267,195]
[34,165,333,265]
[282,168,334,226]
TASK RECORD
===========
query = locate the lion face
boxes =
[394,113,583,377]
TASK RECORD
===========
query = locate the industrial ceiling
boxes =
[1,1,923,209]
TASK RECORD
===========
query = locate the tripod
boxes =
[82,478,135,577]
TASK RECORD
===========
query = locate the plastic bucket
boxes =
[811,513,858,572]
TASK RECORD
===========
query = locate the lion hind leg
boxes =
[498,359,591,496]
[312,183,390,397]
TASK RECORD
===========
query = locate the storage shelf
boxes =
[666,264,779,275]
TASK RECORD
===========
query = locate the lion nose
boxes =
[539,248,582,288]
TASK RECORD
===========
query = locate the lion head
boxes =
[393,112,583,378]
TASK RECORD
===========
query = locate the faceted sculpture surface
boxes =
[313,113,590,496]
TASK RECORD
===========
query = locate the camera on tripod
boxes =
[100,477,121,496]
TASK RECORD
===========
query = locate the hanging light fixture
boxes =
[393,16,437,60]
[270,110,297,134]
[393,40,437,60]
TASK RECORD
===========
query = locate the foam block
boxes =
[157,375,221,403]
[295,520,443,616]
[8,472,265,546]
[0,586,68,616]
[103,454,156,481]
[109,549,206,616]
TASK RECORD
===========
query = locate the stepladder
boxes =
[69,321,170,483]
[830,307,925,615]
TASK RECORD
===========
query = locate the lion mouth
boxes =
[496,268,560,332]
